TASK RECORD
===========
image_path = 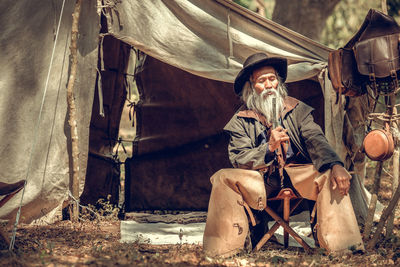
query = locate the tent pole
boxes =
[67,0,82,222]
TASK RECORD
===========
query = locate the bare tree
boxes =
[272,0,341,41]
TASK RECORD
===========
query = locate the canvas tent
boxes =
[0,0,368,225]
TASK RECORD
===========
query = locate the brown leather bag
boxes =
[328,9,400,97]
[353,33,400,79]
[328,48,365,96]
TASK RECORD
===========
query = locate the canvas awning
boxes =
[106,0,332,83]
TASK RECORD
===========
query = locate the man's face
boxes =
[251,66,279,96]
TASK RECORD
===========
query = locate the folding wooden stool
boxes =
[253,188,312,253]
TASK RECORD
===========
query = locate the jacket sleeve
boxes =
[224,116,274,169]
[298,108,343,172]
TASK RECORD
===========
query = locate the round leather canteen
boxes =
[363,129,394,161]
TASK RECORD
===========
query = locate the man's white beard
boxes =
[244,84,286,124]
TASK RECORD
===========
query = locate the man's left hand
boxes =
[331,164,351,196]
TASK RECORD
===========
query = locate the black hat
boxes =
[234,53,287,95]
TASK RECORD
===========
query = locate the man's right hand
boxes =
[331,164,351,196]
[268,126,289,151]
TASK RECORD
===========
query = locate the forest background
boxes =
[233,0,399,48]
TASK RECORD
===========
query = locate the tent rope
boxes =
[9,0,67,251]
[96,68,105,117]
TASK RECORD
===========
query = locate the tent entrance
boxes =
[125,55,241,211]
[80,35,131,207]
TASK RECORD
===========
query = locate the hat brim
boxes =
[234,57,287,95]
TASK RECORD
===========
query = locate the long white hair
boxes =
[241,76,288,124]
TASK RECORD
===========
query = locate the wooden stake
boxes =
[367,180,400,249]
[387,106,399,238]
[386,148,399,237]
[363,161,383,239]
[67,0,82,222]
[363,193,377,239]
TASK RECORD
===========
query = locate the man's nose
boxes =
[264,80,273,89]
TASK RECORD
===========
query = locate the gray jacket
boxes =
[224,96,343,172]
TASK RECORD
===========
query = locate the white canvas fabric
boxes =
[0,0,99,223]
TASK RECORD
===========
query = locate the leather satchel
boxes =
[328,9,400,97]
[328,48,365,96]
[353,33,400,79]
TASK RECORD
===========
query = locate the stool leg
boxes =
[283,195,290,248]
[265,206,312,252]
[253,222,280,252]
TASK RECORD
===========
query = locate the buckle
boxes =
[369,73,376,82]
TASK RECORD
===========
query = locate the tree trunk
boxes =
[272,0,341,41]
[67,0,82,222]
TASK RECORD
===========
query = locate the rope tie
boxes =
[126,99,136,127]
[113,137,127,162]
[99,35,105,71]
[96,68,105,117]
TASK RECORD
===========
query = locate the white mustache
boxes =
[260,89,277,98]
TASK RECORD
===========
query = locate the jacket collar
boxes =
[237,96,299,127]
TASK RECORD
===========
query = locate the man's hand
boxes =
[331,164,351,195]
[268,126,289,151]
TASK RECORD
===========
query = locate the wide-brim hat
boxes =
[234,53,287,95]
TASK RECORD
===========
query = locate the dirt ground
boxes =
[1,163,400,266]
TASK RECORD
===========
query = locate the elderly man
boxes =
[203,53,364,257]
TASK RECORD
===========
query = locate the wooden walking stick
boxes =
[272,97,291,247]
[272,97,286,188]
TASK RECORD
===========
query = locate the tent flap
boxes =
[0,0,99,223]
